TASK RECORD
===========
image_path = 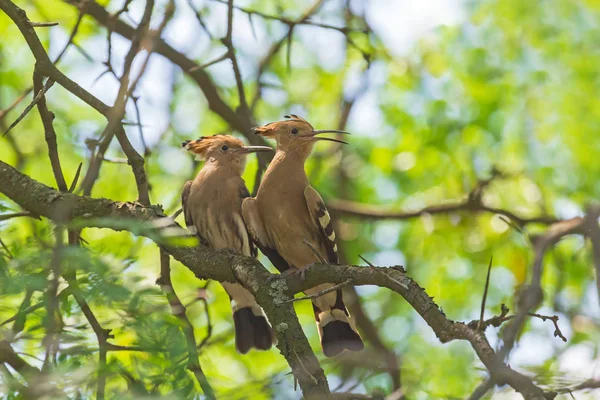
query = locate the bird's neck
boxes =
[197,159,240,182]
[260,149,308,190]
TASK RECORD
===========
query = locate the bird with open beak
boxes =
[181,134,275,354]
[242,115,364,357]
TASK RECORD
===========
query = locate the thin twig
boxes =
[131,96,149,156]
[34,68,68,191]
[42,225,63,370]
[0,236,14,259]
[280,279,354,304]
[3,78,54,136]
[498,216,585,360]
[79,0,156,205]
[0,211,37,222]
[187,51,229,72]
[359,255,409,290]
[197,281,213,350]
[0,87,33,121]
[250,0,325,111]
[53,7,86,64]
[302,236,328,264]
[211,0,363,34]
[583,205,600,308]
[68,162,83,192]
[222,0,249,116]
[1,301,44,327]
[467,304,567,343]
[478,256,493,330]
[186,0,213,39]
[29,21,58,27]
[528,313,567,342]
[65,0,272,167]
[329,197,558,227]
[157,249,216,399]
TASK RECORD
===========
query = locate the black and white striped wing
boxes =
[304,185,338,264]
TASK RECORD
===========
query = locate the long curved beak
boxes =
[238,145,274,154]
[309,129,351,145]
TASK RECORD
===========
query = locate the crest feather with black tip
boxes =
[181,134,243,160]
[254,115,314,136]
[284,114,314,129]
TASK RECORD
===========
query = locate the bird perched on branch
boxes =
[242,115,364,357]
[181,135,275,354]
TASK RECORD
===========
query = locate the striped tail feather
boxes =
[232,307,274,354]
[313,290,364,357]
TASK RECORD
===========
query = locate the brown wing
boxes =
[181,180,208,247]
[304,185,338,264]
[238,182,258,258]
[242,197,290,273]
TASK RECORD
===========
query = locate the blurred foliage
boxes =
[1,0,600,399]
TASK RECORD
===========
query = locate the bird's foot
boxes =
[266,265,314,282]
[291,264,316,281]
[266,269,295,283]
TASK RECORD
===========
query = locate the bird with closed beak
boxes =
[242,115,364,357]
[181,134,275,354]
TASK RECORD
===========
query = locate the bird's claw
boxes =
[267,265,313,282]
[293,264,315,281]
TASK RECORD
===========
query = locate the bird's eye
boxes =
[291,128,298,135]
[221,145,228,151]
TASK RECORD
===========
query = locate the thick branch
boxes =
[0,159,558,399]
[0,159,329,398]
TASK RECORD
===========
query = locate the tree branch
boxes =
[249,0,325,111]
[584,206,600,307]
[156,249,216,399]
[499,216,586,359]
[211,0,363,34]
[0,0,150,204]
[0,340,68,399]
[33,67,68,192]
[0,211,37,222]
[78,0,154,204]
[328,197,558,226]
[0,158,561,399]
[222,0,249,116]
[63,0,272,169]
[470,215,590,398]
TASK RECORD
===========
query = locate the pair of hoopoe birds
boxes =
[181,115,363,357]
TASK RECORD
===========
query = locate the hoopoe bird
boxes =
[181,135,275,354]
[242,115,364,357]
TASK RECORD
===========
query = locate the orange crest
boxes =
[253,114,314,136]
[181,135,243,159]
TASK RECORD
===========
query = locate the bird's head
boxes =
[253,115,350,158]
[181,134,272,173]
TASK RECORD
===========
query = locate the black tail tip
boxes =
[181,140,191,148]
[233,308,274,354]
[251,314,273,351]
[321,320,364,357]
